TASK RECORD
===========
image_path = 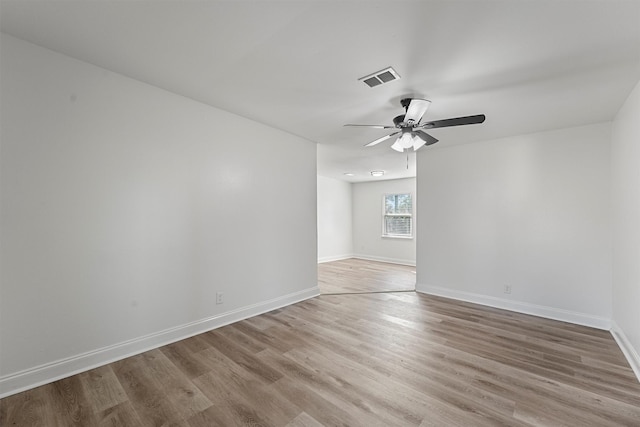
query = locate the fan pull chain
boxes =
[407,153,409,170]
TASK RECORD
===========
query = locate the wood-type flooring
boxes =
[2,290,639,425]
[318,258,415,294]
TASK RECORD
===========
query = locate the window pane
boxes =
[385,195,396,214]
[396,194,412,214]
[384,216,412,236]
[385,193,412,214]
[383,193,412,237]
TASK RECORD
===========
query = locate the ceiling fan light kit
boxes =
[390,131,429,152]
[390,139,404,152]
[346,98,486,152]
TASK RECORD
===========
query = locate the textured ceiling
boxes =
[1,0,639,182]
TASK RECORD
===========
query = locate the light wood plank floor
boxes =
[2,292,640,426]
[318,258,415,294]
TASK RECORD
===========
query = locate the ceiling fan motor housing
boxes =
[393,114,406,127]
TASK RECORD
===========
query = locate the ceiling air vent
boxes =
[359,67,400,88]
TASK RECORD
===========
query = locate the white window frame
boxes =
[382,193,413,239]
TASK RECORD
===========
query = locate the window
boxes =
[383,193,413,238]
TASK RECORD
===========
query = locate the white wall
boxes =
[352,178,416,266]
[611,79,640,378]
[416,123,612,329]
[317,175,353,262]
[0,34,318,396]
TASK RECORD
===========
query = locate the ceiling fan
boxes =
[345,98,485,152]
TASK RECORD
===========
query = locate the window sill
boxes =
[381,235,414,240]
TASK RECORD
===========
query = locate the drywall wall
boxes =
[0,34,318,396]
[317,175,353,262]
[416,123,612,328]
[611,79,640,378]
[352,178,416,266]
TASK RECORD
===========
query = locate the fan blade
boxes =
[421,114,486,129]
[344,124,395,129]
[413,130,439,148]
[404,99,431,124]
[364,131,400,147]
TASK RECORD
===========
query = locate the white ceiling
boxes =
[1,0,639,182]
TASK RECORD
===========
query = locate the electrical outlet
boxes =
[504,284,512,294]
[216,292,224,304]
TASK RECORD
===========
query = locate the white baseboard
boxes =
[610,321,640,383]
[352,254,416,267]
[317,254,354,263]
[0,286,320,398]
[415,283,611,330]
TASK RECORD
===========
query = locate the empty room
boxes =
[1,1,639,426]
